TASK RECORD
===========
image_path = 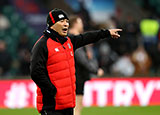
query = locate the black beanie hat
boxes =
[47,8,69,27]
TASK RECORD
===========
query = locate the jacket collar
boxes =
[43,27,68,44]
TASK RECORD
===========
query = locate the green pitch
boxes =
[0,106,160,115]
[82,106,160,115]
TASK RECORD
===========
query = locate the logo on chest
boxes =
[55,48,59,52]
[67,43,71,49]
[70,51,73,56]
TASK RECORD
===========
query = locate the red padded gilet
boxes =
[37,37,76,112]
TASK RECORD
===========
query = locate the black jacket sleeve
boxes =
[69,29,110,51]
[75,47,98,74]
[30,37,56,96]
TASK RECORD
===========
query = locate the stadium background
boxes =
[0,0,160,115]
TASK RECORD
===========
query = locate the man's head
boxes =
[69,15,84,35]
[47,9,69,37]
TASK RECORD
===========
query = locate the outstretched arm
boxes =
[69,29,122,51]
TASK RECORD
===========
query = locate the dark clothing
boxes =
[75,47,98,94]
[0,50,12,76]
[30,28,110,113]
[41,108,73,115]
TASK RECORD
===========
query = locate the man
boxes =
[69,15,104,115]
[30,8,122,115]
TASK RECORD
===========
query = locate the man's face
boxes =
[50,19,69,37]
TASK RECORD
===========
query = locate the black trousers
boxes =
[41,108,73,115]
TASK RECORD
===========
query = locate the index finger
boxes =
[115,29,122,31]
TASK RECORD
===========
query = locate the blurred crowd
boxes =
[0,0,160,79]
